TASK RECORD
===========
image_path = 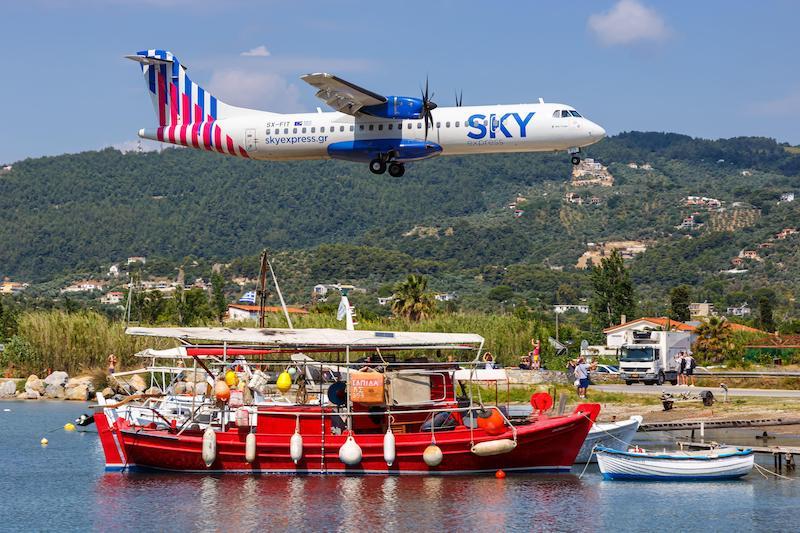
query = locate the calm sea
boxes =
[1,401,798,532]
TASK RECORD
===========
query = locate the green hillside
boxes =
[1,132,799,317]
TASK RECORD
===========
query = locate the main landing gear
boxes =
[369,158,405,177]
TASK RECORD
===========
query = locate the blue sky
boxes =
[1,0,799,163]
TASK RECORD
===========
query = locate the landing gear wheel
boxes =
[388,162,405,177]
[369,159,387,174]
[571,155,581,166]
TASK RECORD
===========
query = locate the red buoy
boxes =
[495,469,506,479]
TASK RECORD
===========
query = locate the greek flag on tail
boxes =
[239,291,257,304]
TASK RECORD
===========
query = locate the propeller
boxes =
[455,90,463,107]
[420,76,437,141]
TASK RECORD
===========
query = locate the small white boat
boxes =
[596,445,754,481]
[575,415,643,463]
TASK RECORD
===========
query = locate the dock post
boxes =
[700,421,705,443]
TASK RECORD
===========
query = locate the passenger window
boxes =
[284,128,288,134]
[436,122,440,128]
[359,125,364,130]
[446,121,450,128]
[417,123,422,129]
[319,127,323,133]
[408,123,412,129]
[483,120,488,126]
[561,110,571,118]
[311,127,315,133]
[570,111,582,117]
[388,124,393,130]
[455,121,460,127]
[266,128,271,134]
[293,128,298,133]
[553,110,561,118]
[369,125,374,131]
[378,124,383,131]
[302,127,306,133]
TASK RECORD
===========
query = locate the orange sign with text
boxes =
[349,371,385,404]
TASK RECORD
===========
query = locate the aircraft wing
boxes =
[300,73,386,115]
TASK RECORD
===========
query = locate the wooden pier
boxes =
[678,440,800,474]
[639,417,800,432]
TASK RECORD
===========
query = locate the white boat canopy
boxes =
[126,327,484,350]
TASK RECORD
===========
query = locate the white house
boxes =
[726,303,751,317]
[435,292,457,302]
[377,296,394,306]
[553,304,589,314]
[127,256,147,265]
[100,291,124,305]
[108,264,120,278]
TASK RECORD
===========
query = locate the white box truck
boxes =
[618,330,693,385]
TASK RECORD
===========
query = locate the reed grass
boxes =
[5,310,176,376]
[2,310,554,376]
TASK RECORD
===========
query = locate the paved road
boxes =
[594,383,800,399]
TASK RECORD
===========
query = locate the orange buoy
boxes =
[477,409,506,436]
[495,469,506,479]
[214,380,231,402]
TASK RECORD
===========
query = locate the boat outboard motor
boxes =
[75,414,95,427]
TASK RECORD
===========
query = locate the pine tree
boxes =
[590,250,636,329]
[669,285,691,322]
[758,296,776,332]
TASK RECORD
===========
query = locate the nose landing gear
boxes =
[569,147,582,166]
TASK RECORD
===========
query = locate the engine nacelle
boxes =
[361,96,424,120]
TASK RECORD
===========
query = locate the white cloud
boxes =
[588,0,670,46]
[207,69,303,112]
[241,45,271,57]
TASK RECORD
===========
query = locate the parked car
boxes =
[594,364,620,374]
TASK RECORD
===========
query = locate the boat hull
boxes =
[596,447,754,481]
[102,405,600,475]
[575,415,642,463]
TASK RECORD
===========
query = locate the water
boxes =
[2,401,798,532]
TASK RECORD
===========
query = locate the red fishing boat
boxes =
[94,326,600,475]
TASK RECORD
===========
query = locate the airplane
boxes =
[127,49,606,176]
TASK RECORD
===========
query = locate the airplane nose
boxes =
[590,122,606,139]
[597,124,606,138]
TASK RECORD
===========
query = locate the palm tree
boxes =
[391,274,436,322]
[692,316,734,364]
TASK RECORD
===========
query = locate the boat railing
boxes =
[128,400,518,445]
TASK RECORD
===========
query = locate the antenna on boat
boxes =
[257,249,294,329]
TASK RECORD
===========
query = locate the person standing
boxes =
[684,352,696,387]
[531,339,541,370]
[676,352,686,386]
[574,358,596,399]
[107,353,118,375]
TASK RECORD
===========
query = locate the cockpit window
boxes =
[561,110,571,118]
[552,110,561,118]
[570,110,582,117]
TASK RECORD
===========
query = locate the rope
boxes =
[754,462,794,481]
[578,444,597,479]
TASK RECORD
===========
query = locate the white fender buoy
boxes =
[245,432,257,463]
[471,439,518,457]
[383,428,396,467]
[423,444,443,467]
[202,427,217,468]
[290,431,303,464]
[338,434,362,466]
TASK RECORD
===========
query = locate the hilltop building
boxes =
[553,304,589,314]
[127,256,147,265]
[61,280,105,293]
[689,302,716,318]
[726,303,751,317]
[100,291,124,305]
[0,277,28,295]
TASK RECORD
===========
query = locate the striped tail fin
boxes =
[126,49,251,157]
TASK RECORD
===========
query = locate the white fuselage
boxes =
[141,102,605,162]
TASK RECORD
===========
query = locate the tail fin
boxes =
[126,49,251,156]
[126,49,226,127]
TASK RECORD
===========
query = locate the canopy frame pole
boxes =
[346,344,352,432]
